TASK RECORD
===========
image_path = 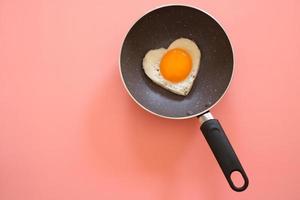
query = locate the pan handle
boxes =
[198,112,249,192]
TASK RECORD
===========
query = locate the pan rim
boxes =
[118,4,235,120]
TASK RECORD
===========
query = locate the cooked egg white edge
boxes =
[143,48,166,83]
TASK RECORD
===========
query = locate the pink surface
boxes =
[1,0,300,199]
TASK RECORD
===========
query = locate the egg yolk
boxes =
[160,48,192,83]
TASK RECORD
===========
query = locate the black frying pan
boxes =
[120,5,249,192]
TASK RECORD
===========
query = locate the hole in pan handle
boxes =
[198,112,249,192]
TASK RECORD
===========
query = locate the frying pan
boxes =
[119,5,249,192]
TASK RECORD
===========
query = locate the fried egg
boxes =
[143,38,201,96]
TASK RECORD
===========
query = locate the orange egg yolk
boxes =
[160,48,192,83]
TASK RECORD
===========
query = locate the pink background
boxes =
[1,0,300,199]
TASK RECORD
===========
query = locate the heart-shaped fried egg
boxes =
[143,38,201,96]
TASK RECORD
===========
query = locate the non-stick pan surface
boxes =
[120,5,233,118]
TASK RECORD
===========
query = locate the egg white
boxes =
[142,38,201,96]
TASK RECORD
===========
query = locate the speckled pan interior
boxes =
[120,5,233,118]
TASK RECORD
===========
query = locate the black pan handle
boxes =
[199,112,249,192]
